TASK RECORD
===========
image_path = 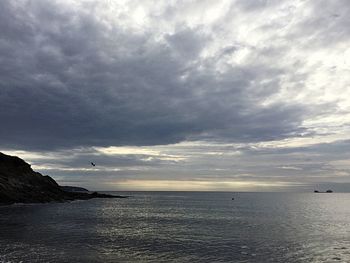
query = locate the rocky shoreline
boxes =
[0,152,126,205]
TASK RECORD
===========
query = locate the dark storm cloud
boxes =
[0,0,312,150]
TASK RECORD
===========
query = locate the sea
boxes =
[0,192,350,263]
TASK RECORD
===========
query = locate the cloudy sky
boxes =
[1,0,350,191]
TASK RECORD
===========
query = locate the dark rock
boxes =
[0,152,126,205]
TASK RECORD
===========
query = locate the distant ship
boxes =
[314,190,333,193]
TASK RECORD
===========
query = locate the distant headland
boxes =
[0,152,126,205]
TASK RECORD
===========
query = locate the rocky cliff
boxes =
[0,152,124,205]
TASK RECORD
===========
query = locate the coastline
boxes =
[0,152,127,206]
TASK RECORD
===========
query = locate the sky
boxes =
[1,0,350,191]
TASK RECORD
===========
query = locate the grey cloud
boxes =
[39,152,179,170]
[0,1,322,151]
[165,27,207,59]
[233,0,281,12]
[290,0,350,46]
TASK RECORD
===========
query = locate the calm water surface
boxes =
[0,192,350,262]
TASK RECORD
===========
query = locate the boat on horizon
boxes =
[314,190,333,193]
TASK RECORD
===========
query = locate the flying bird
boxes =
[91,162,96,167]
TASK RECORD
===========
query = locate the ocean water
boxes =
[0,192,350,263]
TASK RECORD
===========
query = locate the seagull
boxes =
[91,162,96,167]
